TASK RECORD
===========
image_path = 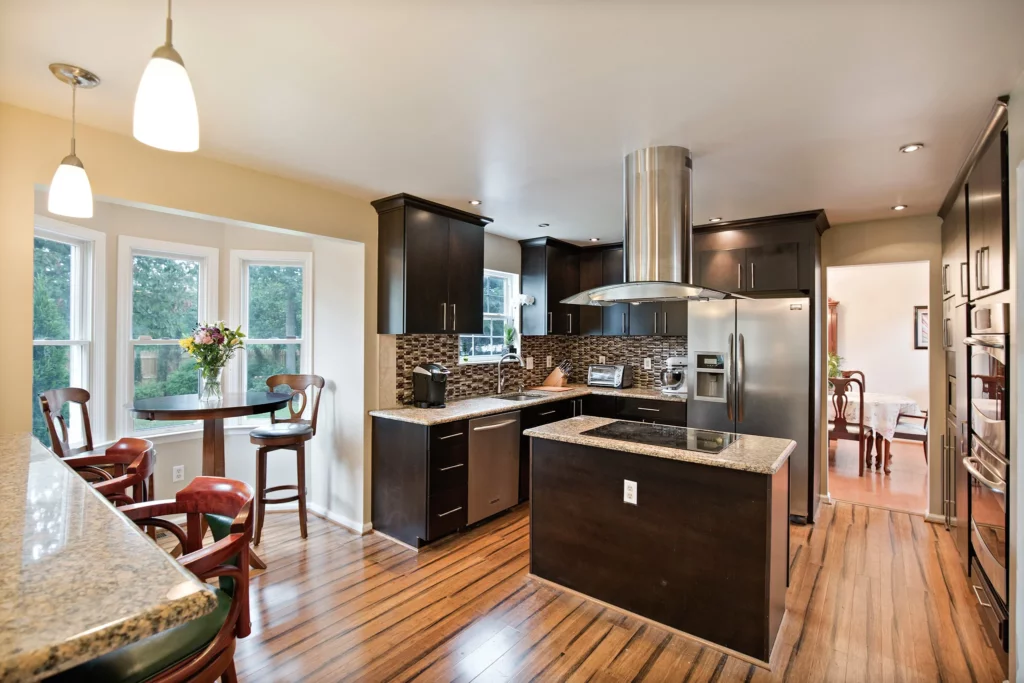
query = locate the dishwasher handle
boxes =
[472,419,518,432]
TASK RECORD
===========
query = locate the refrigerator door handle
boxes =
[737,334,745,422]
[726,333,734,421]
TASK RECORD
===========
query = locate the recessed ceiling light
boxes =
[892,204,908,211]
[708,217,722,223]
[589,237,600,242]
[899,143,925,153]
[539,223,549,228]
[468,200,481,206]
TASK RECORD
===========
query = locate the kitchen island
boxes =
[524,416,794,667]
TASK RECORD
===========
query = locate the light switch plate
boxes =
[643,357,652,370]
[546,355,552,368]
[526,356,534,370]
[172,465,184,482]
[623,480,638,505]
[599,355,606,364]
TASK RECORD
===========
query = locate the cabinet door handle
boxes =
[438,463,464,471]
[437,506,463,518]
[568,313,572,334]
[975,250,982,291]
[942,264,949,294]
[438,432,464,440]
[737,263,742,289]
[451,304,456,330]
[548,312,552,334]
[663,312,668,334]
[654,311,658,332]
[637,407,660,412]
[622,312,627,334]
[539,410,556,416]
[442,302,447,330]
[960,262,968,297]
[980,246,990,289]
[750,263,755,289]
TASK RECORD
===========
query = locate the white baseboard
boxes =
[819,493,833,505]
[924,513,946,525]
[307,502,372,535]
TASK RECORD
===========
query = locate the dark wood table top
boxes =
[131,392,290,421]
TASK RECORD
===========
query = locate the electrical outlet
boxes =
[526,356,534,370]
[599,355,606,364]
[623,480,638,505]
[546,355,552,368]
[643,357,652,370]
[172,465,184,482]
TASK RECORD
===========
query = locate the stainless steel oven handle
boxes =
[972,584,992,608]
[963,456,1005,493]
[963,337,1004,349]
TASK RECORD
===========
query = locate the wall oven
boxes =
[963,302,1009,657]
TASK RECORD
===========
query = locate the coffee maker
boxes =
[413,363,450,408]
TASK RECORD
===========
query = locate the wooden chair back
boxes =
[840,370,866,392]
[266,374,325,435]
[118,476,255,681]
[64,438,156,507]
[39,387,94,457]
[829,377,865,435]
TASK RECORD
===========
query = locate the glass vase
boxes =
[200,366,224,402]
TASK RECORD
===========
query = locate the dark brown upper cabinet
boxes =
[600,248,630,336]
[374,194,490,334]
[967,129,1009,301]
[521,237,581,335]
[941,185,969,306]
[579,249,604,336]
[697,243,799,294]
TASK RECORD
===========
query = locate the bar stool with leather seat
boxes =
[249,374,324,545]
[49,475,255,683]
[63,437,156,507]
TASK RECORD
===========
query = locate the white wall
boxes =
[484,233,521,274]
[827,261,930,410]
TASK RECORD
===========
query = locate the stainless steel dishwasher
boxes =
[467,411,521,525]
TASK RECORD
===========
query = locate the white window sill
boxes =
[459,357,509,366]
[98,423,262,449]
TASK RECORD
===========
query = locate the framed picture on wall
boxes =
[914,306,928,349]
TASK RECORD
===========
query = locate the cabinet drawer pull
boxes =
[437,432,464,440]
[437,506,463,518]
[972,584,992,608]
[539,410,556,416]
[637,407,660,412]
[438,463,464,471]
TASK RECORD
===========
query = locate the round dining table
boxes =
[828,390,921,472]
[131,392,291,569]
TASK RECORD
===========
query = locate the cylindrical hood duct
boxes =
[624,146,692,285]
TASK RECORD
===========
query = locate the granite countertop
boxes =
[523,416,795,475]
[369,384,686,426]
[0,434,217,683]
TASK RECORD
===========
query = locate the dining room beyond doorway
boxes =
[826,261,931,514]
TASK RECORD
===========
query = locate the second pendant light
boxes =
[134,0,199,152]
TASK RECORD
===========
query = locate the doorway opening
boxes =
[826,261,930,514]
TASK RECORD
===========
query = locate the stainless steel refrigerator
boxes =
[687,298,813,519]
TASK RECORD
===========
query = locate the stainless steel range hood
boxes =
[561,146,736,305]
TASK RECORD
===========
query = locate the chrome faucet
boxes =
[497,353,523,394]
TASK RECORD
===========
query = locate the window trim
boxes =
[228,250,314,410]
[33,216,107,444]
[116,236,219,437]
[459,269,520,365]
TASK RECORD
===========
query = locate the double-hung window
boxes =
[230,251,312,408]
[32,219,105,444]
[459,269,519,364]
[117,237,218,434]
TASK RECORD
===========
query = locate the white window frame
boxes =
[459,269,520,365]
[116,236,219,437]
[33,216,106,445]
[228,250,313,419]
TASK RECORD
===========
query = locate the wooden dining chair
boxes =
[249,374,325,545]
[893,409,928,463]
[63,438,156,507]
[50,476,254,683]
[39,387,94,457]
[828,376,869,476]
[840,370,866,391]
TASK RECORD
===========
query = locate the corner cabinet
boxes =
[521,237,581,335]
[374,193,490,334]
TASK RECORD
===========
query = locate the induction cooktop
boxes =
[580,421,740,454]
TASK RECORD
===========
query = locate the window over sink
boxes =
[459,269,519,364]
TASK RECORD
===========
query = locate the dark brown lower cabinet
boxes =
[530,439,789,663]
[614,397,686,426]
[519,399,574,502]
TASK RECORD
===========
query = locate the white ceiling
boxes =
[2,1,1023,243]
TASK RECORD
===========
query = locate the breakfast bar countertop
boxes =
[369,384,686,426]
[0,434,217,683]
[524,415,796,475]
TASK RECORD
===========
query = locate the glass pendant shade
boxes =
[48,155,93,218]
[133,47,199,152]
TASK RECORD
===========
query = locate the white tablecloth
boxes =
[827,391,921,441]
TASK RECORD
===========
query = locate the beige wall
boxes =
[1,102,380,526]
[484,233,521,275]
[820,214,944,516]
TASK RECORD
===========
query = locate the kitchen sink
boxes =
[492,392,547,402]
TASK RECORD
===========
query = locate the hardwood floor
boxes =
[223,503,1005,682]
[828,439,929,514]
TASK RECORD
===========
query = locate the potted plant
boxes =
[504,324,518,354]
[827,351,843,393]
[179,322,246,402]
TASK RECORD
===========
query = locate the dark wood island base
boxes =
[529,437,790,668]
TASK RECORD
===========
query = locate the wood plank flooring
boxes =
[223,502,1005,682]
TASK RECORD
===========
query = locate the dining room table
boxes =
[131,391,291,568]
[828,390,922,474]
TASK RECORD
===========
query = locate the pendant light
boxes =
[134,0,199,152]
[47,64,100,219]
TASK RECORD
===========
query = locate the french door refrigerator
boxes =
[687,298,813,520]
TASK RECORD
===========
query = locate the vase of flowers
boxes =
[179,322,246,402]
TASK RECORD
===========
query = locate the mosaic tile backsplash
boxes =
[393,334,687,405]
